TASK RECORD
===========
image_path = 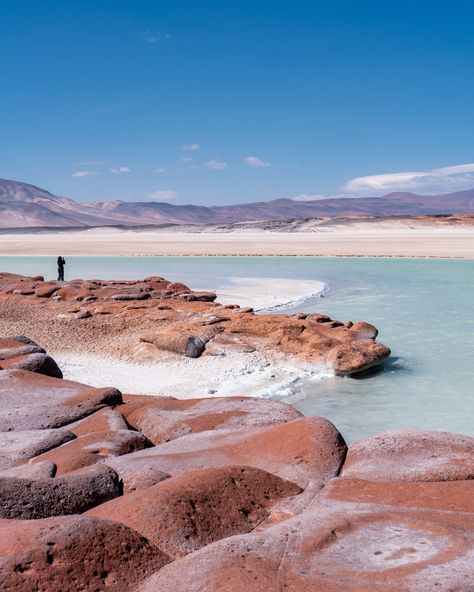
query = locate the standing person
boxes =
[57,256,66,281]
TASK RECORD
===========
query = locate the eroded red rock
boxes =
[104,416,347,488]
[88,465,302,557]
[0,273,390,375]
[0,464,121,519]
[32,429,151,475]
[0,515,169,591]
[0,428,74,470]
[138,485,474,591]
[342,429,474,482]
[120,394,302,445]
[0,369,122,431]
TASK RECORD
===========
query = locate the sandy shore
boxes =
[1,226,474,257]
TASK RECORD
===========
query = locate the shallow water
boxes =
[1,255,473,443]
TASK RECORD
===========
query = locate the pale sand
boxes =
[1,225,474,257]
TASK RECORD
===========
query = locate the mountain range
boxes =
[1,178,473,229]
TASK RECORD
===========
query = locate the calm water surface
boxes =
[1,256,472,442]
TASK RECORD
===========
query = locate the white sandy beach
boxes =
[1,225,473,257]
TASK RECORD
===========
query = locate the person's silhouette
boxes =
[57,256,66,281]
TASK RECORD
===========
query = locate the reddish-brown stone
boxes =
[342,429,474,482]
[105,416,347,488]
[32,429,151,475]
[0,464,121,519]
[0,369,122,431]
[0,428,74,470]
[121,395,302,445]
[88,465,302,557]
[138,486,474,591]
[0,515,169,591]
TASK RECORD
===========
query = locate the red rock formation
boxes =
[104,416,347,488]
[120,394,302,445]
[0,272,390,375]
[0,338,471,591]
[342,429,474,482]
[88,466,302,557]
[0,515,169,591]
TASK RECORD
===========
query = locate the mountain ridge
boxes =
[1,178,473,228]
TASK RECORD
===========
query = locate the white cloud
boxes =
[181,143,200,151]
[179,157,193,163]
[139,30,170,44]
[344,163,474,195]
[148,190,179,201]
[154,166,169,173]
[206,160,229,170]
[244,156,271,168]
[110,166,131,174]
[291,194,326,201]
[72,171,99,177]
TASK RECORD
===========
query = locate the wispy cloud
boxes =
[179,157,193,163]
[206,160,229,170]
[244,156,271,168]
[181,143,200,151]
[74,161,106,166]
[72,171,99,177]
[291,194,326,201]
[139,30,170,44]
[110,166,131,174]
[153,166,169,173]
[148,190,179,201]
[344,162,474,195]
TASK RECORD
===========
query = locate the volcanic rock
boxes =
[0,464,121,519]
[0,369,122,431]
[342,429,474,482]
[0,428,74,470]
[103,416,347,488]
[121,394,302,445]
[67,406,129,436]
[138,484,474,592]
[0,515,169,591]
[31,429,152,475]
[88,465,302,557]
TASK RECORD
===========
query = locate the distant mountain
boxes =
[1,178,473,228]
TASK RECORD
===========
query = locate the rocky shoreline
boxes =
[0,336,472,590]
[0,272,390,376]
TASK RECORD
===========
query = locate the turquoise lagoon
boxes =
[0,256,472,443]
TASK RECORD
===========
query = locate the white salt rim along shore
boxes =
[52,350,333,400]
[198,277,328,311]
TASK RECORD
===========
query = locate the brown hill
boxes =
[1,178,473,228]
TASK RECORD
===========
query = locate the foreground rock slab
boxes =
[0,464,121,519]
[88,465,302,557]
[105,416,347,488]
[32,428,151,475]
[0,369,122,431]
[120,394,302,445]
[0,428,74,470]
[342,429,474,482]
[139,480,474,592]
[0,515,169,592]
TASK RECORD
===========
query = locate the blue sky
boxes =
[1,1,473,205]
